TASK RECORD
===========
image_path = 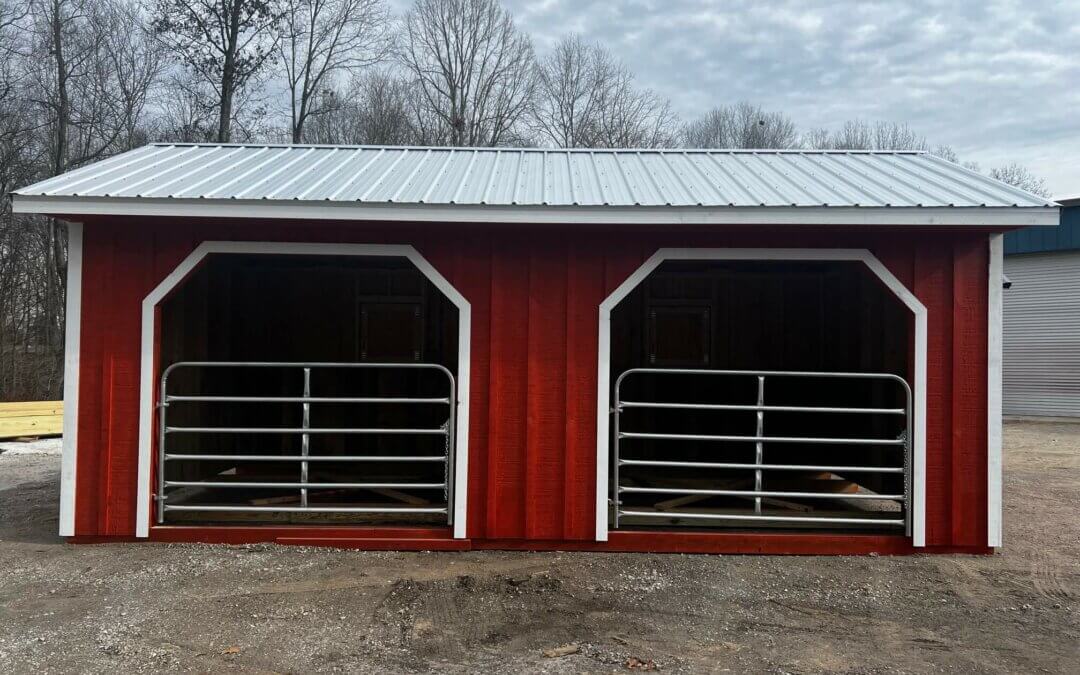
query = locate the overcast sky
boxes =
[396,0,1080,197]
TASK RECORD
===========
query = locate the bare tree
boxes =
[94,0,161,150]
[0,0,29,132]
[531,34,676,148]
[591,67,676,148]
[803,119,959,163]
[681,102,798,149]
[989,162,1050,198]
[399,0,535,146]
[302,70,420,144]
[0,0,160,400]
[278,0,391,142]
[153,0,282,142]
[530,34,607,147]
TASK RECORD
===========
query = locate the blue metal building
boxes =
[1003,197,1080,417]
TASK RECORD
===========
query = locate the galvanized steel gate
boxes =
[155,362,456,524]
[612,369,912,533]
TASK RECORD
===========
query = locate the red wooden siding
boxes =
[72,218,993,548]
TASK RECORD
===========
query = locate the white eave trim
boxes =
[12,195,1061,227]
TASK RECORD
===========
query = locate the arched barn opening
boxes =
[607,257,914,534]
[154,251,463,528]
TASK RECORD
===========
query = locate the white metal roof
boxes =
[12,143,1059,226]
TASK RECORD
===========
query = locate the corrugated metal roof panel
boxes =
[15,143,1057,209]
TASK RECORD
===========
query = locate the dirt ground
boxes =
[0,422,1077,674]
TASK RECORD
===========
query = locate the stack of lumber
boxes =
[0,401,63,440]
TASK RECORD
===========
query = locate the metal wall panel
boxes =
[1003,203,1078,254]
[1003,250,1080,417]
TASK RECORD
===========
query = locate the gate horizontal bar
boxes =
[618,510,905,526]
[618,459,904,473]
[164,481,445,489]
[166,426,448,435]
[164,454,447,462]
[162,505,448,514]
[163,360,454,372]
[618,486,905,500]
[615,367,909,382]
[166,395,450,405]
[618,401,904,414]
[619,431,903,445]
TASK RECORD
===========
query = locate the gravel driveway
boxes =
[0,421,1077,673]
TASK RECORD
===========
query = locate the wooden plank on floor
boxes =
[368,487,431,506]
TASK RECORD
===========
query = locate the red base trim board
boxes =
[59,527,994,555]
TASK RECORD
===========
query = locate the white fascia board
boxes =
[12,195,1061,227]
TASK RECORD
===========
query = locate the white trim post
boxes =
[136,242,472,539]
[58,222,83,537]
[595,248,928,546]
[987,233,1004,548]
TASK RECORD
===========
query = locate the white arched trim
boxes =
[595,248,928,546]
[136,241,472,539]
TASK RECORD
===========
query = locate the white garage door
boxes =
[1003,250,1080,418]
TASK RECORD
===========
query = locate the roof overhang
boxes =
[11,195,1061,227]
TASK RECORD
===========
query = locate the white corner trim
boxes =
[58,223,83,537]
[987,234,1004,548]
[11,195,1062,228]
[136,241,471,539]
[595,247,929,546]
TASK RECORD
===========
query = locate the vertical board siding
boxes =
[486,240,530,538]
[74,220,992,547]
[524,242,568,539]
[914,244,954,545]
[950,238,989,546]
[450,233,492,539]
[563,237,606,539]
[75,225,109,535]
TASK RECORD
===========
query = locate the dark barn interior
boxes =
[609,260,912,532]
[156,254,459,525]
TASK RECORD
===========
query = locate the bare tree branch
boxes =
[399,0,534,146]
[277,0,391,142]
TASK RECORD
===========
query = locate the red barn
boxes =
[13,144,1058,554]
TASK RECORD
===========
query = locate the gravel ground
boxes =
[0,421,1077,673]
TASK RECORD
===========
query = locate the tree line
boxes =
[0,0,1051,401]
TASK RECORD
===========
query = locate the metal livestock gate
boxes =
[157,362,457,524]
[611,368,911,533]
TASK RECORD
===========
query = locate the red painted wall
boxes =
[72,217,991,548]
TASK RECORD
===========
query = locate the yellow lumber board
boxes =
[0,413,63,439]
[0,401,63,418]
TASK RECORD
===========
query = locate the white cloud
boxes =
[499,0,1080,192]
[389,0,1079,193]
